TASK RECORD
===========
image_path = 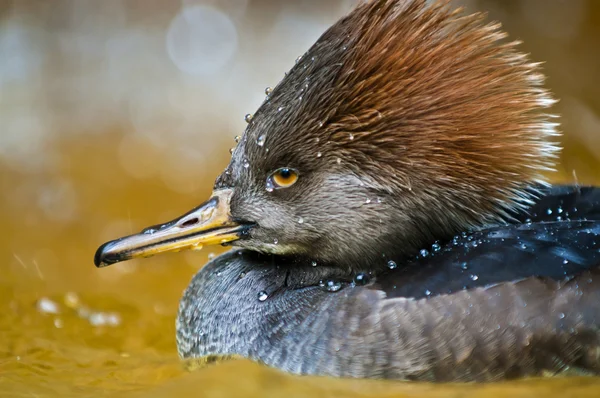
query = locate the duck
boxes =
[94,0,600,382]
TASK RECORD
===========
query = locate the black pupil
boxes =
[279,168,291,179]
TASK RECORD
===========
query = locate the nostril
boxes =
[180,218,199,228]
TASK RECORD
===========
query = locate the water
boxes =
[320,279,343,292]
[257,134,266,147]
[258,291,269,301]
[353,272,370,285]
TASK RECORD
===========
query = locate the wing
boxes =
[377,185,600,300]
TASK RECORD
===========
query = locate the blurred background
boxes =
[1,0,599,396]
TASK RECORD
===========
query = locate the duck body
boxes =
[177,186,600,381]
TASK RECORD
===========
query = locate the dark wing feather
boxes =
[514,185,600,223]
[378,186,600,300]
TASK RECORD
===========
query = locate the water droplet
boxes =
[257,291,268,302]
[376,197,382,203]
[431,242,441,252]
[336,158,341,165]
[257,134,266,147]
[424,289,432,296]
[265,87,272,96]
[563,259,569,264]
[348,133,354,140]
[320,279,342,292]
[311,260,317,267]
[208,253,216,260]
[244,114,253,123]
[277,106,284,112]
[318,121,324,128]
[265,180,274,192]
[420,249,429,257]
[460,262,468,270]
[295,55,302,63]
[243,161,250,169]
[273,238,278,244]
[469,274,479,281]
[316,152,322,158]
[387,260,397,269]
[558,312,565,319]
[546,208,553,215]
[354,272,370,285]
[234,135,241,143]
[525,218,532,224]
[557,206,563,214]
[297,217,304,224]
[143,228,156,235]
[365,198,371,204]
[229,147,234,154]
[520,243,527,250]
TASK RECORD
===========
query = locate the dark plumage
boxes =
[94,0,600,381]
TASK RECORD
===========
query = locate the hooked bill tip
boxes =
[94,240,123,268]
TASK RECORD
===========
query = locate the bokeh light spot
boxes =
[166,5,238,76]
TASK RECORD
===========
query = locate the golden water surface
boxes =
[1,0,600,396]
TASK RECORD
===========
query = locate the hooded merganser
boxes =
[94,0,600,381]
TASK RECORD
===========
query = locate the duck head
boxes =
[95,0,559,272]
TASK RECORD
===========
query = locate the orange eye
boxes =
[267,168,299,190]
